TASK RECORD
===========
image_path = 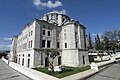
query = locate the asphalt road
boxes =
[0,59,32,80]
[86,61,120,80]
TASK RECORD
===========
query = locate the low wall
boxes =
[2,57,60,80]
[2,56,119,80]
[90,59,115,71]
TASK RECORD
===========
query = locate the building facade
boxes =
[10,10,89,68]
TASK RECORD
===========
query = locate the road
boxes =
[0,59,32,80]
[86,61,120,80]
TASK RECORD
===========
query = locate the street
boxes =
[0,59,32,80]
[86,61,120,80]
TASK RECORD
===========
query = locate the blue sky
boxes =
[0,0,120,50]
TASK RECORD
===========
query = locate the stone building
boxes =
[10,10,89,68]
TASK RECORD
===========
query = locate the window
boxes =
[57,42,60,48]
[31,30,33,36]
[76,42,78,48]
[43,25,45,28]
[22,58,24,66]
[18,58,20,64]
[42,40,45,48]
[28,54,30,57]
[31,40,32,48]
[28,41,30,48]
[64,33,66,39]
[64,29,66,32]
[56,14,58,20]
[25,43,27,49]
[47,40,51,48]
[75,32,77,39]
[28,59,30,67]
[43,30,45,35]
[65,43,67,48]
[48,31,51,36]
[48,26,50,29]
[29,32,31,37]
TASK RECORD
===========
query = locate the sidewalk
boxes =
[61,69,98,80]
[0,59,32,80]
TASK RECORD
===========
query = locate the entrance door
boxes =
[45,57,49,67]
[58,56,61,65]
[83,56,85,65]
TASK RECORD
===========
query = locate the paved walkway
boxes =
[86,61,120,80]
[0,59,32,80]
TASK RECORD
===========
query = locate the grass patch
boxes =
[33,65,90,78]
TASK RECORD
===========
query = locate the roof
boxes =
[46,10,65,15]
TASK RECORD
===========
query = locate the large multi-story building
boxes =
[10,10,89,68]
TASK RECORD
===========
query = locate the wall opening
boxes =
[58,56,61,65]
[45,57,49,67]
[22,58,24,66]
[83,56,85,65]
[28,59,30,67]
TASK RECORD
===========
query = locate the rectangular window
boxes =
[64,33,66,39]
[29,32,31,37]
[31,30,33,36]
[76,42,78,48]
[43,30,45,35]
[75,32,77,39]
[57,42,60,48]
[47,40,51,48]
[65,43,67,48]
[28,41,30,48]
[31,40,32,48]
[42,40,45,48]
[48,31,51,36]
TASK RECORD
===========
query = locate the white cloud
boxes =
[3,38,12,41]
[0,44,11,50]
[92,33,102,37]
[33,0,63,9]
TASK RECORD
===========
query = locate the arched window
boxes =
[22,58,24,66]
[28,54,30,57]
[18,58,20,64]
[28,59,30,67]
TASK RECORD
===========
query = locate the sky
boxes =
[0,0,120,50]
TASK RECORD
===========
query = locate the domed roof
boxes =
[45,10,66,15]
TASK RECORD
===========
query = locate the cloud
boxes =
[33,0,63,9]
[0,44,11,50]
[92,33,102,37]
[3,38,12,41]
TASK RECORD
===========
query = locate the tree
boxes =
[95,34,104,61]
[44,48,60,72]
[103,37,110,51]
[88,32,93,49]
[110,40,118,54]
[102,29,120,52]
[95,34,103,50]
[102,30,120,41]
